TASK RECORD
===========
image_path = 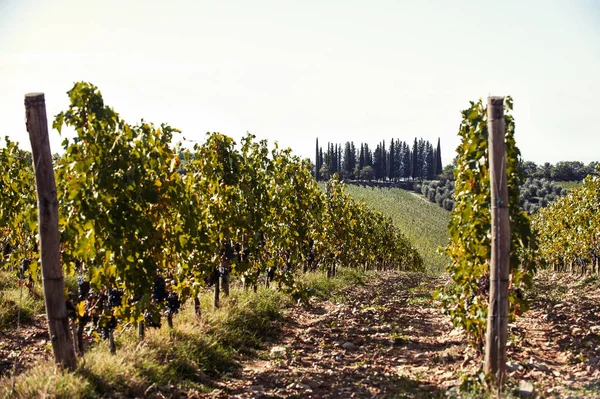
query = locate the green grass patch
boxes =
[1,266,369,398]
[554,181,582,191]
[0,270,45,332]
[297,267,370,302]
[202,287,289,352]
[0,361,94,399]
[345,186,450,274]
[0,283,289,398]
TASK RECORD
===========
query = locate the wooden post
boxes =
[25,93,77,370]
[483,96,510,383]
[213,267,220,309]
[221,257,230,297]
[138,321,145,339]
[108,330,116,354]
[194,296,201,319]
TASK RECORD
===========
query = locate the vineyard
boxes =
[0,82,423,352]
[0,85,599,398]
[533,169,600,275]
[344,185,450,274]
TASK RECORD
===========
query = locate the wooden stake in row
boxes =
[484,96,510,386]
[25,93,77,370]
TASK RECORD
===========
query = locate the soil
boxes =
[0,315,52,377]
[206,271,600,398]
[1,271,599,398]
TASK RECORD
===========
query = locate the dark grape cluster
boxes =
[205,268,219,286]
[152,276,167,303]
[65,298,77,319]
[256,231,266,248]
[19,258,32,279]
[478,275,489,295]
[235,242,250,263]
[77,276,90,300]
[266,266,276,280]
[98,316,117,339]
[222,241,235,260]
[144,310,161,328]
[166,292,181,315]
[107,289,123,308]
[3,242,12,256]
[514,287,524,301]
[308,248,316,265]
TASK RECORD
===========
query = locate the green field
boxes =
[345,185,450,274]
[554,181,582,191]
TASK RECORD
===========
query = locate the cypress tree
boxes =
[350,142,356,173]
[315,138,320,180]
[319,148,324,179]
[394,139,403,181]
[388,139,395,180]
[435,137,443,175]
[359,144,365,169]
[425,142,435,180]
[364,143,372,167]
[382,140,387,181]
[411,138,419,180]
[403,142,412,179]
[329,143,334,174]
[374,143,385,180]
[337,145,342,176]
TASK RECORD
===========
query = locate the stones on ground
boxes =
[382,325,392,332]
[305,379,323,389]
[286,382,313,392]
[532,362,549,372]
[342,341,357,351]
[571,326,583,335]
[506,361,524,372]
[270,346,286,357]
[248,385,264,393]
[517,380,535,397]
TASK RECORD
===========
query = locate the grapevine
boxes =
[437,97,535,350]
[2,81,424,352]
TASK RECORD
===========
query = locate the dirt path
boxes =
[0,316,51,377]
[205,271,600,399]
[1,270,598,398]
[506,272,600,397]
[209,272,469,398]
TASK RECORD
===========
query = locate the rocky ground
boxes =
[206,271,600,398]
[1,271,599,398]
[0,315,51,377]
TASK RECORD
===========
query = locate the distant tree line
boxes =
[314,137,443,181]
[436,159,598,183]
[520,160,598,182]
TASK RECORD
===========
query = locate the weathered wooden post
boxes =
[484,96,510,384]
[214,266,220,309]
[25,92,77,370]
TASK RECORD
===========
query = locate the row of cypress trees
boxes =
[314,137,443,181]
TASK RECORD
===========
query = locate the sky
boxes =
[1,0,599,166]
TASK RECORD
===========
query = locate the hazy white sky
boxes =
[1,0,598,165]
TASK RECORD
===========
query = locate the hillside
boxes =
[345,185,450,274]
